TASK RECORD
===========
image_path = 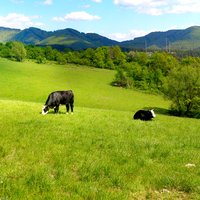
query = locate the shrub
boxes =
[164,64,200,117]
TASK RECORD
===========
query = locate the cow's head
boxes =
[150,109,156,118]
[42,105,49,115]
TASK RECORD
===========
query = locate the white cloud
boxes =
[109,29,151,41]
[113,0,166,8]
[53,11,101,22]
[11,0,24,4]
[0,13,43,29]
[92,0,102,3]
[43,0,53,5]
[109,25,200,41]
[109,33,128,41]
[113,0,200,15]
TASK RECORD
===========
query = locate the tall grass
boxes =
[0,59,200,199]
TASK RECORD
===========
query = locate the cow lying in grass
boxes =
[42,90,74,115]
[133,109,156,121]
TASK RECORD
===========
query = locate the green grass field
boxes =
[0,58,200,199]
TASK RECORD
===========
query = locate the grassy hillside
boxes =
[0,59,200,199]
[0,58,168,111]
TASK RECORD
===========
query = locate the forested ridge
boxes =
[2,26,200,51]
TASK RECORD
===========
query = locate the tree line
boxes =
[0,41,200,118]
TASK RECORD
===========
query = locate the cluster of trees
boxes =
[0,41,27,62]
[0,41,200,118]
[0,42,126,68]
[113,52,200,118]
[113,51,178,90]
[165,59,200,118]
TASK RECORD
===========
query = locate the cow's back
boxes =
[45,92,61,106]
[59,90,74,104]
[45,90,74,106]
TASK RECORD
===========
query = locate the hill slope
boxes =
[0,58,168,111]
[38,28,119,50]
[12,27,50,44]
[0,27,20,42]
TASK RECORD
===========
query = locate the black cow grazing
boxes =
[133,109,156,121]
[42,90,74,115]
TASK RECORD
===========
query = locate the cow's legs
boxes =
[54,105,59,113]
[70,103,74,113]
[66,104,70,114]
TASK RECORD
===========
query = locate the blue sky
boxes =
[0,0,200,41]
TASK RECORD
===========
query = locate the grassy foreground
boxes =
[0,59,200,199]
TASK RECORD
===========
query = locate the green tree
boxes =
[146,52,178,90]
[10,41,27,61]
[93,47,106,68]
[127,51,148,66]
[55,52,66,64]
[124,62,143,88]
[112,67,133,88]
[164,64,200,117]
[149,52,178,76]
[82,48,95,66]
[36,55,46,64]
[101,46,114,69]
[44,46,56,61]
[26,45,45,60]
[110,46,126,65]
[181,56,200,65]
[0,43,10,58]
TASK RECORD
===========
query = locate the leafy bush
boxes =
[113,52,177,92]
[112,67,133,88]
[164,64,200,117]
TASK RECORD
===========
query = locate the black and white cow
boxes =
[42,90,74,115]
[133,109,156,121]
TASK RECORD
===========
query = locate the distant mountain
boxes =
[37,28,119,50]
[0,27,119,50]
[1,26,200,50]
[121,26,200,50]
[0,27,20,42]
[12,27,50,44]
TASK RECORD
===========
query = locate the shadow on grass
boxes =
[143,107,171,116]
[144,107,200,119]
[39,111,70,115]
